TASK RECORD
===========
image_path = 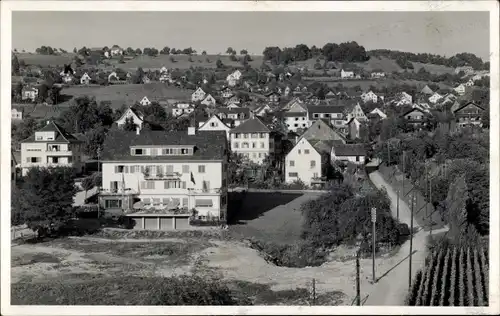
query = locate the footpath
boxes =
[364,171,448,306]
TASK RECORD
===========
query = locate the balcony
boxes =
[143,172,182,180]
[311,176,327,184]
[46,149,73,156]
[99,188,139,196]
[189,188,224,195]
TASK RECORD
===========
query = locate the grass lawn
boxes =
[17,53,76,67]
[120,54,264,70]
[227,192,322,244]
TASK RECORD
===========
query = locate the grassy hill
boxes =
[16,53,76,67]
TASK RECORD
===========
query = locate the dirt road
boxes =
[364,171,448,306]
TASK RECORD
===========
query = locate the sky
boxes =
[12,11,490,60]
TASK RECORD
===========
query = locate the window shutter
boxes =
[140,181,146,189]
[164,181,168,189]
[162,198,169,204]
[182,198,188,207]
[124,166,129,173]
[157,165,163,174]
[167,165,174,173]
[182,181,186,189]
[114,166,119,173]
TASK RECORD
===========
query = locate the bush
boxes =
[248,239,327,268]
[189,219,225,227]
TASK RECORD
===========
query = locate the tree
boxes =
[16,167,77,238]
[82,124,108,158]
[161,46,171,55]
[118,55,125,64]
[240,49,248,55]
[135,48,142,55]
[81,176,94,200]
[445,175,469,240]
[73,47,77,53]
[57,96,113,134]
[202,51,207,55]
[216,59,224,69]
[12,54,20,75]
[226,47,234,54]
[123,117,138,131]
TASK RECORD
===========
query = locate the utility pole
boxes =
[97,147,101,218]
[401,150,405,195]
[356,251,361,306]
[409,196,415,290]
[371,207,377,283]
[312,278,316,305]
[387,142,390,165]
[397,189,400,221]
[429,178,433,236]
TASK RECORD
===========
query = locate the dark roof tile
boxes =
[230,117,270,133]
[333,144,366,156]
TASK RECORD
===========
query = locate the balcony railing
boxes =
[311,176,327,183]
[99,188,139,196]
[143,172,182,180]
[189,188,223,195]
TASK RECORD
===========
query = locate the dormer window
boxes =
[133,148,144,155]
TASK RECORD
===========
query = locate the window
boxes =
[116,165,125,173]
[182,198,188,207]
[27,157,41,163]
[289,160,295,167]
[260,133,266,138]
[356,156,360,162]
[260,142,265,148]
[288,172,298,177]
[295,117,299,121]
[310,160,316,168]
[52,157,59,164]
[294,123,298,127]
[105,199,122,209]
[164,180,185,189]
[140,181,155,190]
[210,122,218,127]
[150,148,158,156]
[252,142,256,148]
[313,172,318,178]
[153,198,161,206]
[304,149,310,154]
[243,133,248,139]
[195,199,213,207]
[182,165,189,173]
[324,113,330,118]
[298,149,301,154]
[251,133,258,138]
[258,153,262,158]
[198,165,206,173]
[133,148,143,155]
[242,142,249,149]
[202,180,210,191]
[313,113,319,118]
[166,165,174,173]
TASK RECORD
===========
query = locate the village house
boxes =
[198,114,233,139]
[360,91,379,104]
[370,72,386,79]
[331,144,366,165]
[160,72,173,83]
[160,66,169,74]
[283,86,292,97]
[80,72,92,85]
[139,96,152,106]
[454,66,474,75]
[252,104,272,117]
[299,119,346,144]
[227,95,241,105]
[453,101,485,127]
[11,107,24,121]
[61,73,74,84]
[229,117,281,164]
[428,92,443,104]
[201,94,216,107]
[21,86,38,102]
[369,108,387,120]
[142,75,151,84]
[307,104,347,130]
[285,138,332,186]
[216,107,251,126]
[341,69,355,79]
[20,121,85,176]
[420,85,434,95]
[108,71,119,82]
[282,99,309,133]
[115,107,145,130]
[110,45,124,56]
[464,80,475,87]
[220,87,234,99]
[454,84,466,96]
[402,108,428,127]
[344,102,368,123]
[392,92,413,106]
[265,91,280,103]
[346,118,367,141]
[191,87,207,102]
[226,102,240,109]
[98,128,228,229]
[172,103,195,117]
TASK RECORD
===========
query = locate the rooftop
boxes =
[333,144,366,156]
[230,117,271,134]
[21,121,83,144]
[100,130,227,161]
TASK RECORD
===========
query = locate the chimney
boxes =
[188,126,196,136]
[136,126,140,135]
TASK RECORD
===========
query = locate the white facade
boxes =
[395,92,413,106]
[191,87,206,102]
[341,69,354,79]
[454,84,466,96]
[116,108,144,129]
[140,96,152,106]
[345,103,368,122]
[229,132,273,164]
[371,72,385,79]
[285,138,322,186]
[198,115,231,139]
[428,92,443,104]
[11,108,23,120]
[369,108,387,120]
[108,72,118,82]
[172,103,195,117]
[101,160,225,218]
[285,113,309,132]
[21,129,84,176]
[80,73,91,85]
[361,91,378,103]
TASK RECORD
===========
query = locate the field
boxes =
[16,53,76,67]
[317,78,452,91]
[406,245,489,306]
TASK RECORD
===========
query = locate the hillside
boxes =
[16,52,76,67]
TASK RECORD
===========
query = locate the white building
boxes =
[20,121,85,176]
[341,69,355,79]
[80,73,92,85]
[140,96,152,106]
[369,108,387,120]
[198,114,232,139]
[360,91,378,103]
[11,107,24,120]
[331,144,366,165]
[191,87,206,102]
[344,102,368,123]
[115,107,144,130]
[428,92,443,104]
[172,103,195,117]
[283,99,309,132]
[394,92,413,106]
[371,72,385,79]
[285,138,327,186]
[454,84,466,96]
[229,117,276,164]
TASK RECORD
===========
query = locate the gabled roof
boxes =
[402,107,427,116]
[332,144,366,157]
[310,139,342,155]
[11,106,25,113]
[420,85,434,95]
[21,121,82,144]
[230,117,271,133]
[453,101,485,113]
[300,119,346,142]
[217,107,250,115]
[199,114,232,130]
[100,130,227,161]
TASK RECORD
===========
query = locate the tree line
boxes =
[262,41,369,65]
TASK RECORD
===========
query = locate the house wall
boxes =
[21,141,83,176]
[11,110,23,120]
[116,110,143,128]
[230,132,271,164]
[198,117,231,139]
[101,160,226,217]
[331,153,365,165]
[285,139,322,185]
[285,115,308,132]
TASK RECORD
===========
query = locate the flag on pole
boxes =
[190,171,196,185]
